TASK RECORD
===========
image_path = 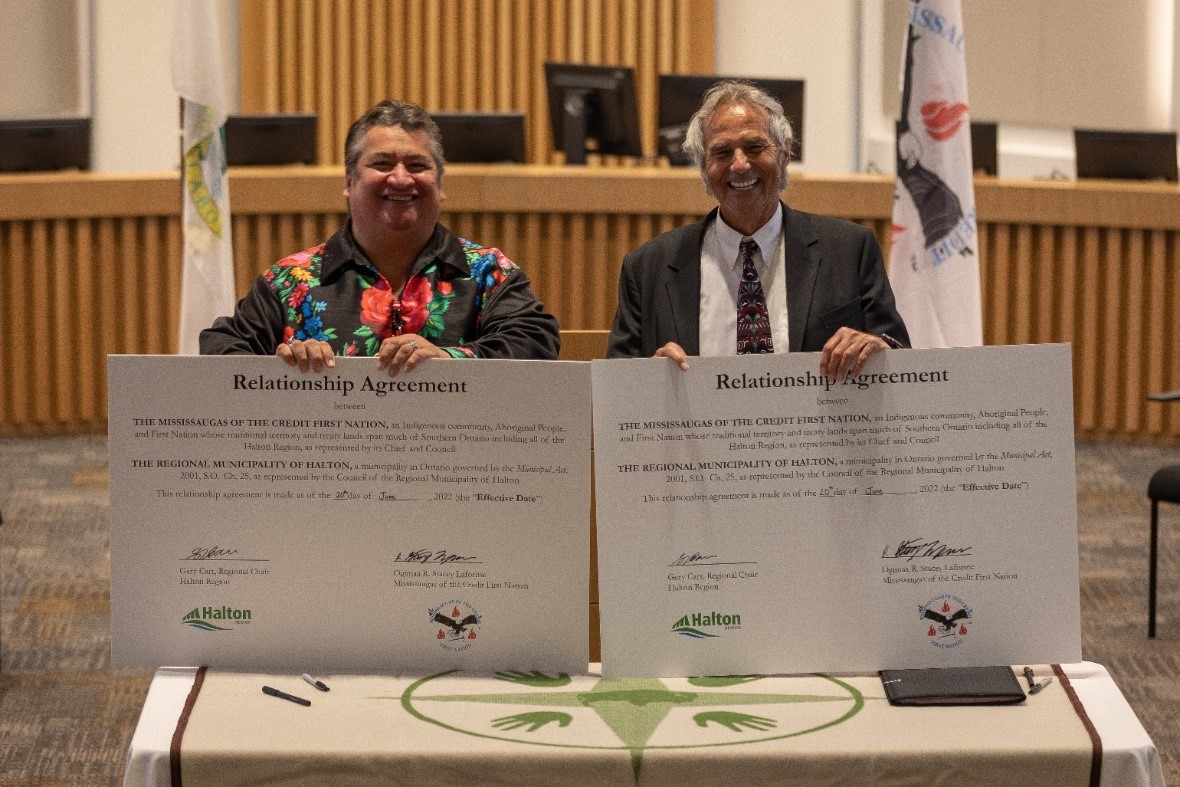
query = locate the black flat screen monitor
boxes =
[1074,128,1178,182]
[432,112,527,163]
[970,121,998,176]
[224,113,317,166]
[0,117,91,172]
[543,62,643,165]
[657,74,804,166]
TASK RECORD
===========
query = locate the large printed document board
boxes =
[108,357,590,673]
[592,345,1082,677]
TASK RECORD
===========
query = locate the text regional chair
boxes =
[1148,390,1180,638]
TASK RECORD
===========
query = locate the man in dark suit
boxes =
[607,81,908,379]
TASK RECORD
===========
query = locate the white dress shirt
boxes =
[698,205,788,356]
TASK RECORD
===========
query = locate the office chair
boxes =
[1148,391,1180,638]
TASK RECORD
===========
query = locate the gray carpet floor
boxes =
[0,436,1177,784]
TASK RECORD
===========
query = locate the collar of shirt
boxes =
[321,221,472,284]
[699,204,787,356]
[714,204,784,271]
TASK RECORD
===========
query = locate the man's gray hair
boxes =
[344,99,447,182]
[682,80,793,189]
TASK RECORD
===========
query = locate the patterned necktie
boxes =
[736,238,774,354]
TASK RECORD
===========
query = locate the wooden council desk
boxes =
[1,166,1175,443]
[123,662,1162,786]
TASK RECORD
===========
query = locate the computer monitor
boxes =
[431,112,527,164]
[970,121,998,176]
[657,74,805,166]
[0,117,91,172]
[1074,128,1178,182]
[543,62,643,165]
[224,113,317,166]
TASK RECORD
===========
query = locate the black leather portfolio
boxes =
[879,666,1026,706]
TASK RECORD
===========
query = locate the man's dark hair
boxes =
[344,99,446,181]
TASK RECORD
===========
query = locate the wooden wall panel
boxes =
[2,223,29,427]
[0,169,1176,444]
[238,0,715,166]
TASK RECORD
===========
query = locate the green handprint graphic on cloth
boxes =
[694,711,777,732]
[491,711,573,732]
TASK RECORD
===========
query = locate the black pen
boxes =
[262,685,311,706]
[1023,666,1036,690]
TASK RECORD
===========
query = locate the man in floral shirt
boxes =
[201,100,559,373]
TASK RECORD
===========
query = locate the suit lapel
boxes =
[662,211,715,356]
[784,205,820,352]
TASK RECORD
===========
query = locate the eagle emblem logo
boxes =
[919,594,972,649]
[429,600,482,652]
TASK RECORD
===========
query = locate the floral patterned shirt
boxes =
[200,223,559,359]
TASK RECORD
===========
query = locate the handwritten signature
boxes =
[182,546,240,561]
[394,549,478,565]
[881,538,972,562]
[672,552,719,566]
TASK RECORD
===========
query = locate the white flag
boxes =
[172,0,235,355]
[888,0,982,348]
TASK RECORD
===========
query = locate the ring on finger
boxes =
[408,340,420,352]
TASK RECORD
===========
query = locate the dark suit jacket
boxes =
[607,204,909,357]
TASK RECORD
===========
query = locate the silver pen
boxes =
[302,673,330,692]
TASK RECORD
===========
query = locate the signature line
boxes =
[179,558,270,562]
[667,561,758,567]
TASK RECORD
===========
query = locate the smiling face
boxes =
[703,101,787,236]
[344,125,445,260]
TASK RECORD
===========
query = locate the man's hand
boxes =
[376,334,447,376]
[820,328,889,379]
[654,342,691,371]
[276,339,336,373]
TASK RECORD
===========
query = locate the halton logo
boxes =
[672,612,742,639]
[919,594,972,649]
[181,605,252,631]
[429,600,481,652]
